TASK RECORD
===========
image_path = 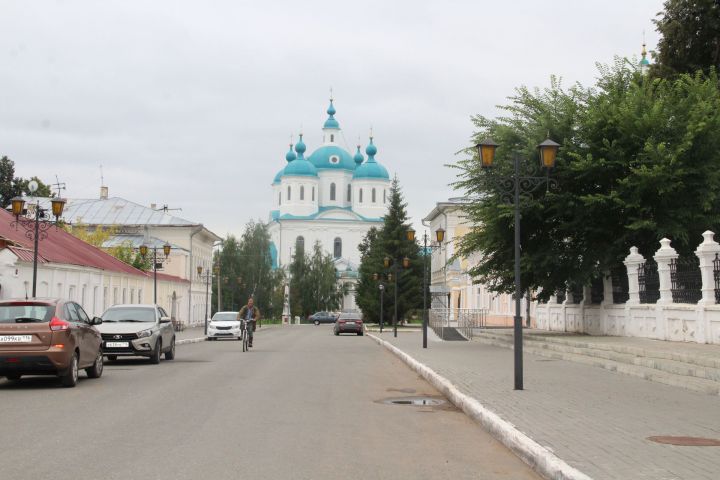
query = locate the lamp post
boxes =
[10,181,66,298]
[384,255,411,338]
[139,242,173,305]
[475,137,560,390]
[406,228,445,349]
[372,273,387,333]
[197,265,214,335]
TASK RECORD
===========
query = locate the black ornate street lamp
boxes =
[372,272,389,333]
[384,254,411,338]
[139,241,173,304]
[10,181,66,298]
[407,227,445,349]
[197,265,215,335]
[475,136,560,390]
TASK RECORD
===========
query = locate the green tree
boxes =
[652,0,720,78]
[356,177,423,323]
[453,62,720,300]
[0,156,53,206]
[289,240,343,318]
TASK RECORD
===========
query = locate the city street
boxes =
[0,326,539,480]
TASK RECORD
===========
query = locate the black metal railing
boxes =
[670,257,702,304]
[555,290,566,304]
[611,267,629,304]
[590,277,604,304]
[638,261,660,304]
[569,284,583,304]
[714,253,720,304]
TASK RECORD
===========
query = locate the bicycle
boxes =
[241,318,249,352]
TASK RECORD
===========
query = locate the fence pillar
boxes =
[695,231,720,305]
[654,238,678,305]
[601,271,614,305]
[624,247,645,305]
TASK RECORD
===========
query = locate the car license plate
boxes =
[105,341,129,348]
[345,321,355,325]
[0,335,32,343]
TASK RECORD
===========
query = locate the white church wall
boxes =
[280,176,319,217]
[318,170,352,209]
[352,179,390,219]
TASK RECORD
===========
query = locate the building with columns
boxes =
[268,99,391,310]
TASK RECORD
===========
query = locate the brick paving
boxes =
[375,331,720,480]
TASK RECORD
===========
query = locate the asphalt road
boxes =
[0,326,539,480]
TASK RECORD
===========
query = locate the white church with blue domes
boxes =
[268,98,391,309]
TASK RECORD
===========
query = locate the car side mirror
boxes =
[91,317,103,326]
[159,316,171,324]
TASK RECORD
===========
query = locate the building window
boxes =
[330,183,336,201]
[279,192,281,206]
[300,185,305,201]
[372,188,376,203]
[287,186,291,201]
[347,184,351,201]
[359,188,363,203]
[383,189,386,203]
[330,134,335,142]
[334,237,342,259]
[312,187,315,201]
[296,236,305,255]
[138,289,143,304]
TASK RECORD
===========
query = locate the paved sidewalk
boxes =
[374,331,720,480]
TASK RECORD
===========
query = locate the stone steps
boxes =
[474,331,720,395]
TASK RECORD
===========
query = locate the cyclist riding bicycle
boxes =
[237,297,261,348]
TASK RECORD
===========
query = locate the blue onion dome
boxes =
[284,133,318,177]
[353,137,389,180]
[273,169,284,184]
[323,99,340,129]
[307,145,356,170]
[285,144,296,162]
[354,145,364,165]
[365,137,378,157]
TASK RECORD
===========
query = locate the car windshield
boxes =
[212,313,238,321]
[0,304,54,323]
[102,307,156,323]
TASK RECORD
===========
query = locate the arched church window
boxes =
[372,188,376,203]
[330,183,336,201]
[279,192,281,206]
[359,188,363,203]
[312,187,315,201]
[383,189,386,203]
[296,236,305,255]
[347,184,351,202]
[330,134,335,142]
[300,185,305,201]
[287,186,291,201]
[334,237,342,259]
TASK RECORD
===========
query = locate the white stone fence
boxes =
[535,231,720,345]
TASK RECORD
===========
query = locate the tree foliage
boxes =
[453,62,720,300]
[652,0,720,78]
[0,156,53,207]
[212,221,283,318]
[356,177,423,323]
[289,240,343,318]
[66,222,151,270]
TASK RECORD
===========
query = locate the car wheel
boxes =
[314,320,319,326]
[86,351,104,378]
[165,337,176,360]
[150,340,162,364]
[106,355,117,362]
[60,352,79,388]
[358,332,363,336]
[334,330,339,336]
[5,374,21,381]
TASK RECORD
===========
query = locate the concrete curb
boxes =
[368,333,593,480]
[177,337,206,345]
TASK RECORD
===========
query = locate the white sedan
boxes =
[206,311,241,341]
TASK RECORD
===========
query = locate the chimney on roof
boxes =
[150,203,157,210]
[100,186,109,199]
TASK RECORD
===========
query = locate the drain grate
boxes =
[648,436,720,446]
[382,396,446,406]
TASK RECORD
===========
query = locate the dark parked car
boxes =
[334,312,364,336]
[308,311,337,325]
[98,304,175,364]
[0,298,104,387]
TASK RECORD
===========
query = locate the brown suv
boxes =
[0,298,104,387]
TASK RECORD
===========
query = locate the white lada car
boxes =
[206,311,241,341]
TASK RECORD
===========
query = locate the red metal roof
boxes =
[0,209,153,277]
[7,246,48,263]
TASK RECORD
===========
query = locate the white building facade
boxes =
[268,99,391,310]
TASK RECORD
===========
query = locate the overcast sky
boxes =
[1,0,664,239]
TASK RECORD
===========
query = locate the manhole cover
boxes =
[648,436,720,446]
[381,396,446,406]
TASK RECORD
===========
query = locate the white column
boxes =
[601,271,614,306]
[624,247,645,305]
[695,230,720,305]
[654,238,678,305]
